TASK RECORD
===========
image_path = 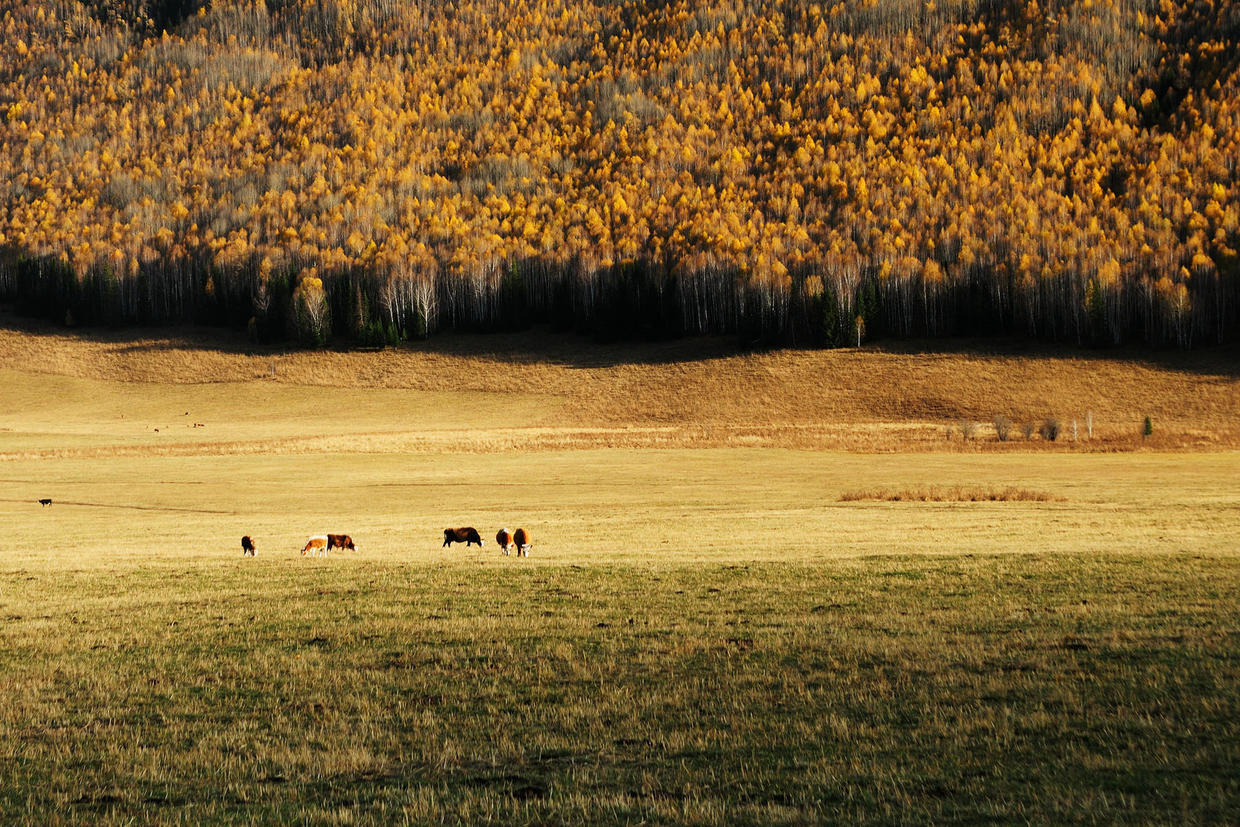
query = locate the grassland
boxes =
[1,316,1237,453]
[5,552,1238,823]
[1,318,1238,822]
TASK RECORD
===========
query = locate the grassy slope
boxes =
[1,320,1238,822]
[0,316,1237,452]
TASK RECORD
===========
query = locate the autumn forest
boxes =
[0,0,1237,347]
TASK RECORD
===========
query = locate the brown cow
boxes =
[496,528,513,555]
[514,527,532,557]
[327,533,356,552]
[443,527,484,548]
[241,535,256,557]
[301,535,328,556]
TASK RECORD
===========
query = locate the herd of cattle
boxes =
[445,526,533,557]
[298,533,357,556]
[238,527,532,558]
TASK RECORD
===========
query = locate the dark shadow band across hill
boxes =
[1,307,1237,377]
[865,337,1240,379]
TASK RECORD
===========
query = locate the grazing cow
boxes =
[496,528,514,555]
[327,533,356,552]
[241,535,256,556]
[38,498,52,507]
[301,535,329,556]
[514,527,532,558]
[443,527,484,548]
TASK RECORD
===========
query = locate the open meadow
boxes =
[1,319,1238,822]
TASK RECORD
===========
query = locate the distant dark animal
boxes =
[241,535,256,556]
[327,533,356,552]
[514,527,532,557]
[443,527,484,548]
[302,535,328,556]
[38,498,52,507]
[496,528,514,555]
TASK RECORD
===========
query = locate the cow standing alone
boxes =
[443,527,484,548]
[241,536,256,557]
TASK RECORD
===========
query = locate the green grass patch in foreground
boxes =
[2,553,1237,823]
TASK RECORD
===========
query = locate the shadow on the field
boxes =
[411,333,1240,376]
[401,328,742,367]
[2,308,1237,375]
[865,338,1240,378]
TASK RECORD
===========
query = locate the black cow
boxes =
[327,533,357,552]
[38,498,52,507]
[241,535,256,556]
[443,527,484,548]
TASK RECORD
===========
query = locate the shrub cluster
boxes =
[841,486,1065,502]
[948,413,1117,442]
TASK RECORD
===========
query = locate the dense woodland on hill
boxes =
[0,0,1237,347]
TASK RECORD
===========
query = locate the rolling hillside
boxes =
[1,315,1236,453]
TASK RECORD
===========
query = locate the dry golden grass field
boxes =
[1,316,1238,823]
